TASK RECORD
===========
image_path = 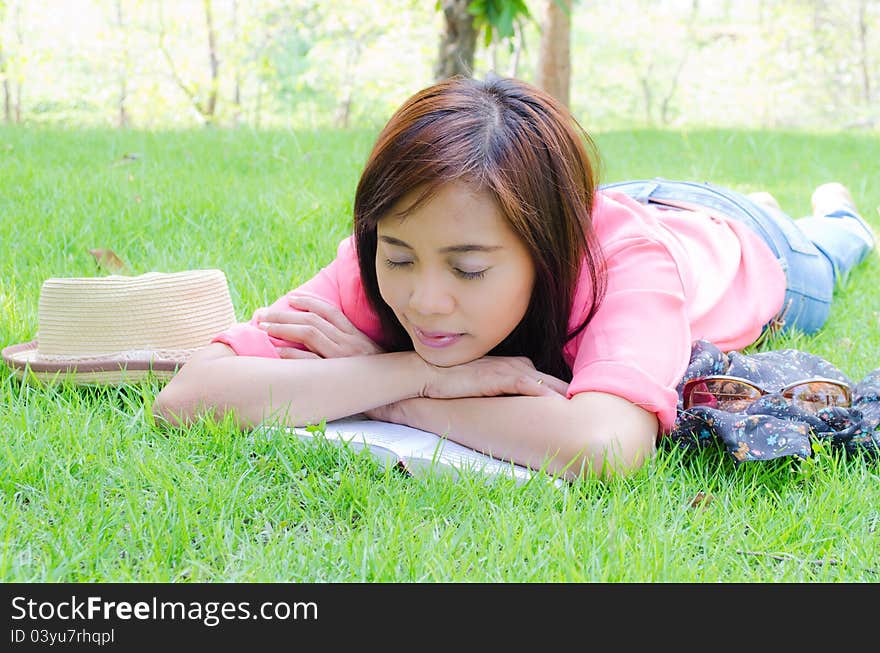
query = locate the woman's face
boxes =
[376,181,536,367]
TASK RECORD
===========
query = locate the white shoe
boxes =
[810,182,875,249]
[812,182,857,217]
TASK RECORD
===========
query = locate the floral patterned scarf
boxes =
[670,339,880,463]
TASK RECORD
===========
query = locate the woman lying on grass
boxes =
[153,74,876,480]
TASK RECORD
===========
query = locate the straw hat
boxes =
[2,270,236,384]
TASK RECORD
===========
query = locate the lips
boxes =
[415,327,463,338]
[412,325,464,349]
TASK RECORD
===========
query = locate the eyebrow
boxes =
[378,235,504,254]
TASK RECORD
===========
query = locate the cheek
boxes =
[490,276,533,334]
[488,270,533,311]
[464,278,531,330]
[375,268,402,310]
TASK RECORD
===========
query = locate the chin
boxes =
[413,343,484,368]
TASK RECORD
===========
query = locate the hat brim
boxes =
[2,341,183,385]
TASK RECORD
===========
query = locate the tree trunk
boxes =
[203,0,219,124]
[811,0,828,38]
[536,0,571,106]
[13,1,22,123]
[335,44,359,129]
[857,0,872,105]
[434,0,477,80]
[118,79,128,128]
[660,54,688,125]
[158,0,215,125]
[659,0,700,125]
[2,78,10,123]
[640,75,654,125]
[232,0,242,126]
[255,79,263,129]
[0,45,10,123]
[115,0,129,128]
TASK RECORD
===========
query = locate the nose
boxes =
[408,268,456,316]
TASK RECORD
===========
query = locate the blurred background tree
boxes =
[435,0,478,79]
[536,0,571,106]
[0,0,876,131]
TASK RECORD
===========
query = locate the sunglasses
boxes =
[682,375,852,413]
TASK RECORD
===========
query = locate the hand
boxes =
[420,355,569,400]
[256,294,386,359]
[364,400,410,424]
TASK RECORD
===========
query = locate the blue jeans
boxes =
[600,179,875,338]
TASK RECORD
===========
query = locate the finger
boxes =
[260,322,340,358]
[277,346,321,360]
[262,308,346,341]
[510,358,539,378]
[288,295,358,335]
[505,357,567,396]
[504,358,566,396]
[536,380,564,397]
[481,358,562,396]
[514,376,559,398]
[536,373,569,397]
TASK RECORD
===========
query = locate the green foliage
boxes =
[467,0,533,47]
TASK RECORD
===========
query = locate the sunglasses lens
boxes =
[686,379,762,412]
[785,382,849,412]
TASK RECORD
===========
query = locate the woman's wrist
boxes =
[403,350,433,399]
[392,396,430,430]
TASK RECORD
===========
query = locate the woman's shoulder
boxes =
[590,189,686,262]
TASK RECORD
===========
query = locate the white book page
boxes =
[287,416,563,487]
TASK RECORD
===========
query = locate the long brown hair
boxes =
[353,75,607,382]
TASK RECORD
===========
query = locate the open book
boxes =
[268,415,565,488]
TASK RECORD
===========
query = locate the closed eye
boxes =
[382,258,487,280]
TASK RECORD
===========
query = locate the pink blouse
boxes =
[212,190,786,433]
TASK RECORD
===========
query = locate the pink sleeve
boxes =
[211,236,371,358]
[565,236,692,434]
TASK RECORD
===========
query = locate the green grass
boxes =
[2,126,879,582]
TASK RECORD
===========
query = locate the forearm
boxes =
[160,352,428,428]
[400,395,591,479]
